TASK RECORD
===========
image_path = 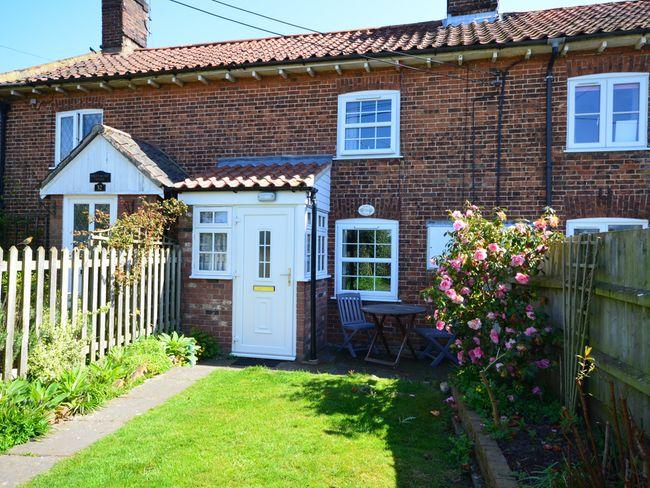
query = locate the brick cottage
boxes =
[0,0,648,360]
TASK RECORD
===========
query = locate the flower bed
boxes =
[0,332,200,453]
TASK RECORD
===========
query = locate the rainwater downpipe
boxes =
[0,101,9,208]
[545,39,562,208]
[308,187,318,362]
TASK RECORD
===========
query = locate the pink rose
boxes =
[444,396,455,404]
[466,209,474,217]
[468,347,483,363]
[436,320,446,331]
[452,220,467,231]
[510,253,525,267]
[451,210,463,219]
[445,288,457,300]
[467,318,482,330]
[505,339,516,350]
[534,219,547,231]
[487,311,497,320]
[460,287,470,295]
[452,294,464,304]
[457,350,465,364]
[515,273,529,285]
[490,328,499,344]
[474,248,487,261]
[487,243,500,253]
[473,336,481,345]
[536,244,548,253]
[532,386,542,396]
[515,222,527,234]
[505,327,516,334]
[524,326,537,336]
[535,359,550,369]
[439,278,453,291]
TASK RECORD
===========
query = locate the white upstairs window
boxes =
[337,90,400,159]
[567,73,648,151]
[192,207,232,278]
[335,219,399,301]
[566,217,648,236]
[55,109,103,165]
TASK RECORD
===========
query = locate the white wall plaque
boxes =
[358,204,375,217]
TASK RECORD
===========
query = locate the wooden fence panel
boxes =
[0,244,182,380]
[538,228,650,433]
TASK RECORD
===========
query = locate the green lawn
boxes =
[28,367,461,487]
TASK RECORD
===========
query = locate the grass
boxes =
[28,367,461,487]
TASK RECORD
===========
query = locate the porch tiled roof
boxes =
[41,125,188,189]
[2,1,648,87]
[174,156,331,191]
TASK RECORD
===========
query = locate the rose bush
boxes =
[422,203,562,425]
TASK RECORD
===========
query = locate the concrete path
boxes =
[0,363,218,487]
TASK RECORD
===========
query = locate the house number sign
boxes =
[89,171,111,192]
[358,204,375,217]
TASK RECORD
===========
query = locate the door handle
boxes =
[280,267,292,286]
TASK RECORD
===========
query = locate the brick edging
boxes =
[451,386,519,488]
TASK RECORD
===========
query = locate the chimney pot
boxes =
[101,0,149,52]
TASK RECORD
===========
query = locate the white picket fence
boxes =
[0,245,182,380]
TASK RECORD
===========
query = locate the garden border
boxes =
[452,386,518,488]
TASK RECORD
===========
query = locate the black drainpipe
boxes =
[308,187,318,362]
[545,41,561,208]
[0,101,10,208]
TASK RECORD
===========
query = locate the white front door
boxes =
[232,207,295,359]
[62,196,117,250]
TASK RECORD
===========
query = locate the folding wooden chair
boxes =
[336,292,375,358]
[414,327,458,367]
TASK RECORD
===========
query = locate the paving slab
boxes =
[0,363,218,487]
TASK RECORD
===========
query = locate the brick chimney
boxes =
[447,0,498,17]
[101,0,149,52]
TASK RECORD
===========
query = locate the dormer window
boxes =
[55,109,103,165]
[336,90,400,159]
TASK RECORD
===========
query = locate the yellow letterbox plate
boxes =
[253,285,275,292]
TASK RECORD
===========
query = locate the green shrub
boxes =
[158,332,199,366]
[115,337,174,377]
[28,319,87,383]
[0,379,54,452]
[188,328,221,360]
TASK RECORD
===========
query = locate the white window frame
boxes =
[566,73,648,152]
[426,221,453,270]
[305,210,328,279]
[335,218,399,301]
[191,206,232,278]
[336,90,400,159]
[566,217,648,236]
[55,109,104,166]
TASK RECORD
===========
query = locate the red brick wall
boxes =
[3,46,648,350]
[296,279,329,360]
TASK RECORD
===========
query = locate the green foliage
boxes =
[188,328,221,360]
[449,432,473,466]
[114,337,174,377]
[158,332,199,366]
[28,318,87,383]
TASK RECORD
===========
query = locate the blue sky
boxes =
[0,0,625,73]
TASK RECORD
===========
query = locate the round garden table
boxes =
[361,303,426,367]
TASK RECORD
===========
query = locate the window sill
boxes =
[564,146,649,153]
[189,274,233,280]
[302,274,332,282]
[333,154,403,161]
[330,295,401,303]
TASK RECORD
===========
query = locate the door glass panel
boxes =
[73,204,90,246]
[258,230,271,278]
[574,85,600,144]
[94,204,110,231]
[59,115,75,160]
